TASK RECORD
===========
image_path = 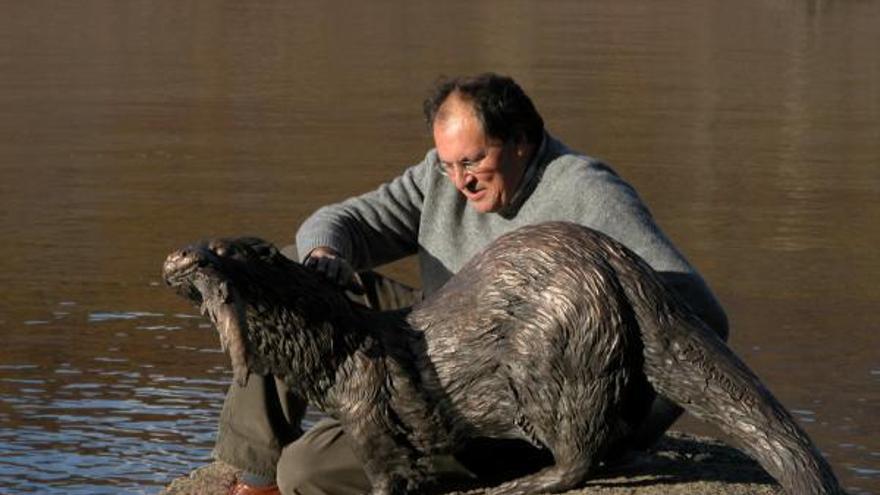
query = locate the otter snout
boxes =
[162,246,210,287]
[163,249,189,285]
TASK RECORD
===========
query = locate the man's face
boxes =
[433,96,529,214]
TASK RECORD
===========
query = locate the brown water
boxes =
[1,1,878,493]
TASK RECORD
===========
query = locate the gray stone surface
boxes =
[159,432,782,495]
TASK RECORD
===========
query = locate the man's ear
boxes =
[514,129,532,148]
[512,130,530,155]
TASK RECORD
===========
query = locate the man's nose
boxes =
[448,165,470,188]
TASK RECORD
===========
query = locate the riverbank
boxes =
[160,431,782,494]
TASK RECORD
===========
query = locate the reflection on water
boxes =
[0,307,227,494]
[0,305,322,494]
[1,1,878,494]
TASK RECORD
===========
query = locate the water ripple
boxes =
[0,359,228,494]
[88,311,165,323]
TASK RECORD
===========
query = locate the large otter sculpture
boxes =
[163,221,843,495]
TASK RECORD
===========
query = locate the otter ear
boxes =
[238,237,278,258]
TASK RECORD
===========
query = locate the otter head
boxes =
[163,237,280,386]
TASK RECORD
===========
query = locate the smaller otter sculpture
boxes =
[163,221,843,495]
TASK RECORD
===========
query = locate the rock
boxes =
[558,431,782,495]
[159,432,782,495]
[160,460,238,495]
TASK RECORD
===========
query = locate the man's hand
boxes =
[303,247,365,294]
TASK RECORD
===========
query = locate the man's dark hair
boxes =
[423,73,544,145]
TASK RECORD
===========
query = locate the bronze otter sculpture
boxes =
[163,221,843,495]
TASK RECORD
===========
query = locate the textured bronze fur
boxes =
[163,222,843,495]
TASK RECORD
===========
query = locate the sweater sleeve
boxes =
[294,158,428,270]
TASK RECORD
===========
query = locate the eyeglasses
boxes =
[435,146,500,177]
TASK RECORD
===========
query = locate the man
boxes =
[219,73,728,495]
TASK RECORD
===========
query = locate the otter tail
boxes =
[617,265,843,495]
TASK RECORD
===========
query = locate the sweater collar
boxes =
[497,131,552,218]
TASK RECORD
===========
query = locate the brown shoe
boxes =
[228,480,281,495]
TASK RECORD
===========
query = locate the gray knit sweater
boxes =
[296,133,728,335]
